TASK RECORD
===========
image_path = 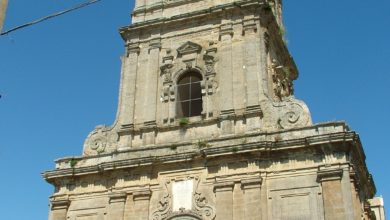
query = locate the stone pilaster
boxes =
[243,19,261,111]
[107,193,127,220]
[118,43,140,149]
[214,182,235,220]
[144,38,161,125]
[219,22,234,118]
[317,168,347,220]
[241,178,263,220]
[132,190,151,220]
[49,199,70,220]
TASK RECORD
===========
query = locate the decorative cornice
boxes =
[177,41,202,56]
[120,0,266,37]
[44,123,359,181]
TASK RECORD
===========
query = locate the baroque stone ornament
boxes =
[152,181,172,220]
[151,178,215,220]
[192,192,215,220]
[83,125,117,155]
[270,59,294,101]
[161,63,174,83]
[191,178,215,220]
[274,98,312,129]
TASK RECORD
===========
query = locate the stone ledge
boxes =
[43,122,359,181]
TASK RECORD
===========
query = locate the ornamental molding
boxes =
[151,178,216,220]
[177,41,202,56]
[83,125,117,156]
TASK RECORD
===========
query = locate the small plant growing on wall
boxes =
[197,140,211,149]
[232,146,239,153]
[179,118,189,126]
[170,145,177,150]
[69,159,78,168]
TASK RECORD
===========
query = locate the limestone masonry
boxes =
[43,0,384,219]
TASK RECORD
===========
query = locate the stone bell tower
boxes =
[44,0,379,219]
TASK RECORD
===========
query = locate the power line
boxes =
[0,0,102,36]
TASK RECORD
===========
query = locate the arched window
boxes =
[176,71,202,117]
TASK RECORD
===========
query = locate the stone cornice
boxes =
[44,123,356,180]
[120,0,267,40]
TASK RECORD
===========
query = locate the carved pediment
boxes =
[177,41,202,56]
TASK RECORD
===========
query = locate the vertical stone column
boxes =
[350,172,363,220]
[132,190,152,220]
[317,168,347,220]
[214,182,235,220]
[49,199,70,220]
[241,178,262,220]
[118,43,140,149]
[107,193,127,220]
[119,43,140,129]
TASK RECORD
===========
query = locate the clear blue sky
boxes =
[0,0,388,219]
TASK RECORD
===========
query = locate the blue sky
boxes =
[0,0,389,219]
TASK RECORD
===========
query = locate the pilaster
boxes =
[214,181,235,220]
[143,38,161,126]
[219,22,234,122]
[107,193,127,220]
[49,199,70,220]
[132,190,152,220]
[241,178,263,220]
[317,168,347,220]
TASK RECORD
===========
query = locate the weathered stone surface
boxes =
[43,0,380,219]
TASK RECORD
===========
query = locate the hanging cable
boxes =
[0,0,102,36]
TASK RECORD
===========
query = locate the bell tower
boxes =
[44,0,379,219]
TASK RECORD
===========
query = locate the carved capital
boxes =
[213,182,235,192]
[243,19,257,35]
[127,42,140,55]
[317,168,343,182]
[149,38,162,50]
[219,23,233,38]
[109,193,127,203]
[133,190,152,201]
[50,199,70,211]
[241,178,262,190]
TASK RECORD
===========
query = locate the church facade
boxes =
[43,0,380,219]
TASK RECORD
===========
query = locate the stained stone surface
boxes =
[43,0,380,219]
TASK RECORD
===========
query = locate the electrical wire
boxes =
[0,0,102,36]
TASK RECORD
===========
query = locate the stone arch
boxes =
[172,66,204,83]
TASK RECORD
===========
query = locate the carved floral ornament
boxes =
[151,178,216,220]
